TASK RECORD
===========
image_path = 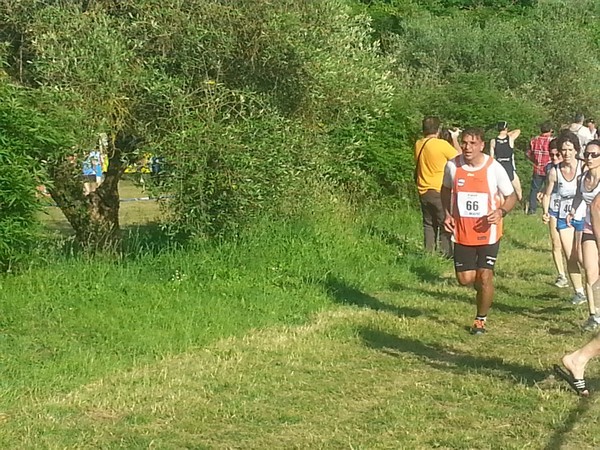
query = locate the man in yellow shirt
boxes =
[414,116,461,258]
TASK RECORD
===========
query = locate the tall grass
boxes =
[0,197,437,412]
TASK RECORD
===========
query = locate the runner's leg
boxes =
[559,226,584,292]
[512,173,523,202]
[549,216,565,277]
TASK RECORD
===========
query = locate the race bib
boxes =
[456,192,488,218]
[558,198,573,219]
[551,195,560,212]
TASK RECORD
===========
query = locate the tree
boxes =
[1,0,393,244]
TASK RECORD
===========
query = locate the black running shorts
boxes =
[453,241,500,272]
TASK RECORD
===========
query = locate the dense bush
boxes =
[0,82,70,269]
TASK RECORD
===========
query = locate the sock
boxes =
[594,315,600,323]
[559,272,566,277]
[576,287,585,295]
[475,315,487,322]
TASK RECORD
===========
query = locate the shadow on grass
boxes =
[547,327,580,336]
[48,222,187,261]
[359,328,547,386]
[366,225,444,283]
[544,399,592,450]
[389,281,570,321]
[503,235,548,254]
[323,275,426,318]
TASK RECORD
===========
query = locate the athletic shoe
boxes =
[470,319,486,335]
[571,292,587,305]
[554,274,569,288]
[581,316,600,332]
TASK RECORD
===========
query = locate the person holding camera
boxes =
[414,116,461,258]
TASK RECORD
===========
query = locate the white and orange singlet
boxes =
[451,155,507,246]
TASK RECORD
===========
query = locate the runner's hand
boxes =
[449,128,461,139]
[487,209,503,225]
[566,213,573,227]
[443,214,455,233]
[542,212,550,224]
[536,192,543,203]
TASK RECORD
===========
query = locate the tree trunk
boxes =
[48,132,133,251]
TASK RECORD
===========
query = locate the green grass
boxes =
[2,202,599,448]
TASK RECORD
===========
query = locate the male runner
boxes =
[441,128,518,334]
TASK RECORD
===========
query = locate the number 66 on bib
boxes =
[456,192,489,218]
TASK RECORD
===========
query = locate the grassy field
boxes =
[3,197,600,448]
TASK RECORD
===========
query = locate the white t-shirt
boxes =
[570,124,594,158]
[443,154,515,197]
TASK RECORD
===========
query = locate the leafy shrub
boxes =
[0,81,68,269]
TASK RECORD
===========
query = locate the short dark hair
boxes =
[549,138,558,150]
[422,116,441,135]
[586,118,596,126]
[574,113,585,123]
[461,127,485,142]
[540,121,553,134]
[556,131,581,153]
[496,121,508,131]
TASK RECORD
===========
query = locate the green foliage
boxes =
[1,0,394,237]
[0,81,71,269]
[339,0,600,198]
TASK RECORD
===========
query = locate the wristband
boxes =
[500,208,508,218]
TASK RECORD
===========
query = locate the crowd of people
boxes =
[414,114,600,396]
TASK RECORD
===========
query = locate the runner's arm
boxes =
[441,162,455,232]
[487,163,516,224]
[508,129,521,147]
[569,175,584,218]
[541,169,557,218]
[489,139,495,158]
[450,129,462,154]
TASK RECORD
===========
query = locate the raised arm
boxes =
[450,129,462,154]
[508,129,521,147]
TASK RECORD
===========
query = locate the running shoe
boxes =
[554,274,569,288]
[571,292,587,305]
[581,316,600,332]
[470,319,486,335]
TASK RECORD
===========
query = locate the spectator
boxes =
[569,113,594,159]
[489,121,522,201]
[414,116,461,258]
[526,121,554,215]
[586,118,598,140]
[82,151,98,195]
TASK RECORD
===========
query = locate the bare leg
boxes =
[562,332,600,380]
[512,174,523,202]
[549,216,565,276]
[474,269,494,317]
[592,194,600,251]
[559,227,583,291]
[582,239,599,315]
[456,270,476,288]
[457,269,494,316]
